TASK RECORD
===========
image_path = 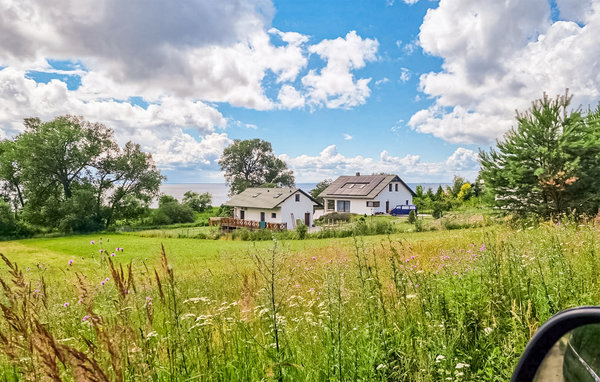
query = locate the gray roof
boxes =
[224,187,319,209]
[320,174,416,199]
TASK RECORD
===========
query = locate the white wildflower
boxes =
[435,355,446,363]
[455,363,470,369]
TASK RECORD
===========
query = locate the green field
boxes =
[1,221,599,380]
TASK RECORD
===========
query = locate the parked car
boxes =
[390,205,417,216]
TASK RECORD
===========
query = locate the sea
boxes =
[155,182,449,207]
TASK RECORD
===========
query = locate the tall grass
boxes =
[1,221,600,380]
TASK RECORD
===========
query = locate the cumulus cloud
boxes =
[281,145,479,182]
[409,0,600,144]
[301,31,379,109]
[343,133,353,140]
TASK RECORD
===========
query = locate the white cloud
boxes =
[410,0,600,144]
[281,145,479,182]
[0,67,228,170]
[343,133,353,140]
[301,31,379,109]
[399,68,411,83]
[375,77,390,86]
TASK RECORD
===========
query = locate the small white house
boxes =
[224,187,320,229]
[320,173,415,215]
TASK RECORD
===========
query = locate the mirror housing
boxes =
[512,306,600,381]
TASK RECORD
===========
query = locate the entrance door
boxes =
[386,201,390,213]
[260,212,265,222]
[304,213,310,226]
[240,210,245,220]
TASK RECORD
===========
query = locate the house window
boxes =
[395,184,398,192]
[327,200,335,210]
[295,194,300,202]
[389,184,392,192]
[366,201,380,207]
[337,200,350,212]
[406,200,409,205]
[271,212,277,218]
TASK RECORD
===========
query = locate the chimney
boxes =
[356,172,360,176]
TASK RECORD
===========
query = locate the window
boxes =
[252,193,261,198]
[327,200,335,210]
[271,212,277,218]
[359,184,366,189]
[406,200,409,205]
[389,184,392,192]
[366,201,380,207]
[337,200,350,212]
[295,194,300,202]
[395,184,398,192]
[347,184,355,189]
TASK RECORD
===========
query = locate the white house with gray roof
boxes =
[224,187,320,229]
[320,173,415,215]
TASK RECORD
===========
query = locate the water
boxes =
[155,182,449,207]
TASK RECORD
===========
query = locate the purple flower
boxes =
[82,315,89,322]
[100,281,105,286]
[411,256,415,260]
[90,240,95,245]
[110,252,115,257]
[311,256,316,260]
[68,260,74,266]
[99,249,103,253]
[105,277,110,282]
[480,244,486,252]
[63,302,70,308]
[146,296,152,302]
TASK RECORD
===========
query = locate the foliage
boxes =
[480,91,600,218]
[295,222,308,239]
[315,212,351,225]
[408,209,417,224]
[0,199,17,237]
[218,139,295,195]
[0,116,163,234]
[150,197,195,225]
[310,179,332,205]
[182,191,212,212]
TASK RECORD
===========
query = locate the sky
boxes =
[1,0,599,183]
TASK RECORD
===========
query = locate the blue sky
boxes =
[1,0,598,183]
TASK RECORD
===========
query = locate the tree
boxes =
[479,91,600,218]
[218,139,295,195]
[310,179,332,205]
[182,191,212,212]
[0,115,164,232]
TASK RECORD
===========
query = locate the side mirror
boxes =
[512,306,600,381]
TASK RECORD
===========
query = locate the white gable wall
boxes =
[231,191,314,229]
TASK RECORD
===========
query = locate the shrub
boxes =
[296,223,308,239]
[315,212,351,225]
[408,210,417,224]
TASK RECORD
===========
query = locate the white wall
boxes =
[323,181,413,215]
[232,190,314,229]
[279,191,315,228]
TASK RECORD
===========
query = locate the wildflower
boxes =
[110,252,115,257]
[68,259,74,266]
[105,277,110,282]
[63,302,70,308]
[480,244,486,252]
[415,284,420,288]
[99,249,103,253]
[455,363,470,369]
[100,280,106,286]
[435,355,446,363]
[90,240,95,245]
[82,315,89,322]
[146,296,152,302]
[484,327,493,336]
[311,256,316,260]
[411,255,415,260]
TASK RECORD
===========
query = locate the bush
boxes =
[296,223,308,239]
[0,200,17,237]
[150,201,195,225]
[315,212,351,225]
[408,210,416,224]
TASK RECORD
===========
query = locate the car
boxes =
[389,204,417,216]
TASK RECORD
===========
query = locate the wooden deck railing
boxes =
[214,217,287,232]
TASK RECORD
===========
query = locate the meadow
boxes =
[1,220,599,381]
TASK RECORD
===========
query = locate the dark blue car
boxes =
[390,205,417,216]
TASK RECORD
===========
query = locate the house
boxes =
[223,187,320,230]
[319,173,416,215]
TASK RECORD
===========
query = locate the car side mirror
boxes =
[512,306,600,381]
